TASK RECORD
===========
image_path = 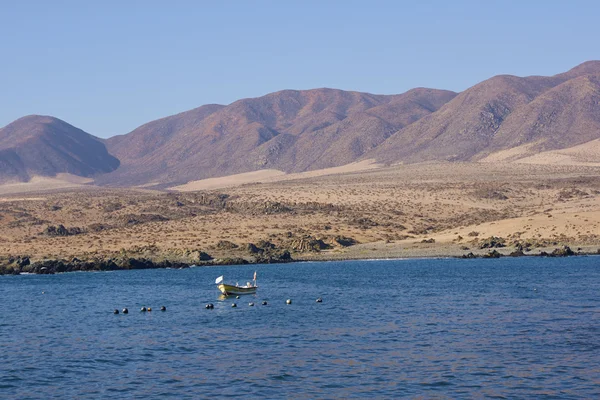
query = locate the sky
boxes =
[1,0,598,138]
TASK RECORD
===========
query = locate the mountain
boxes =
[480,73,600,159]
[4,61,599,188]
[368,61,600,163]
[101,88,456,186]
[0,115,119,183]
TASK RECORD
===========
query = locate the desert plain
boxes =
[1,160,599,273]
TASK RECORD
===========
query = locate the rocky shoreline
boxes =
[1,244,598,275]
[0,252,293,275]
[0,240,295,275]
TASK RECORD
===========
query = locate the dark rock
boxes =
[288,235,331,252]
[483,250,502,258]
[88,223,110,232]
[479,236,506,249]
[256,240,276,250]
[333,236,357,247]
[246,243,263,254]
[42,224,82,236]
[15,256,30,267]
[7,256,192,275]
[509,249,525,257]
[255,250,293,264]
[550,246,575,257]
[213,257,249,266]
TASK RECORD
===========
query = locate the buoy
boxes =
[236,296,240,299]
[205,304,210,309]
[286,299,292,305]
[210,303,214,309]
[141,307,147,312]
[261,301,268,306]
[249,302,254,306]
[316,298,323,303]
[122,308,128,314]
[160,306,166,311]
[114,309,119,314]
[147,307,152,312]
[232,303,237,308]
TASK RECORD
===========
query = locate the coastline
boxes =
[1,162,599,276]
[2,242,598,275]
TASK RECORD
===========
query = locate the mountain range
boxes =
[1,61,599,186]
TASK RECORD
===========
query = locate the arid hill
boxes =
[100,88,456,186]
[369,61,600,163]
[480,73,600,160]
[2,61,600,188]
[0,115,119,183]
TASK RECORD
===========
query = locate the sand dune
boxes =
[515,139,600,166]
[170,160,382,191]
[0,174,93,195]
[170,169,286,191]
[479,139,600,166]
[479,142,541,163]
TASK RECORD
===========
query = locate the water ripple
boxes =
[1,257,600,398]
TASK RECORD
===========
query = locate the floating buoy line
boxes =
[113,298,323,314]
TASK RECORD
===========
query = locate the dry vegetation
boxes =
[1,162,599,267]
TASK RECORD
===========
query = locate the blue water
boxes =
[1,257,599,399]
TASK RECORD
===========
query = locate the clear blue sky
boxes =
[1,0,598,138]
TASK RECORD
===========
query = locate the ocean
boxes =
[1,257,599,398]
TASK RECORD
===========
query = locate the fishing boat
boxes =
[215,272,258,296]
